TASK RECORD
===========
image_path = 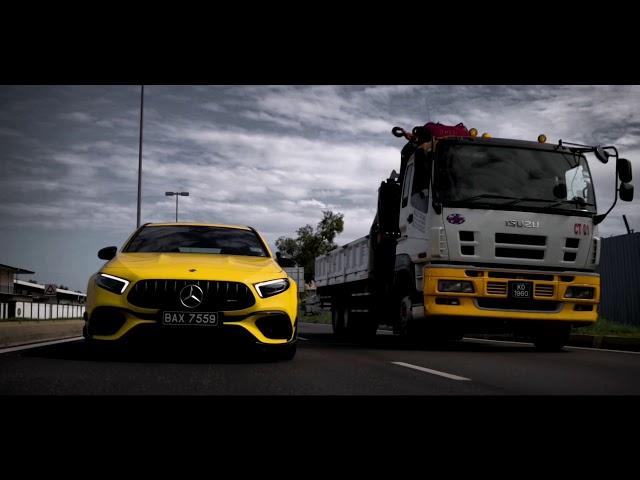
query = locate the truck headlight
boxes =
[96,273,130,294]
[438,280,474,293]
[565,286,594,299]
[254,278,290,298]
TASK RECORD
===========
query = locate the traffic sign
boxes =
[44,284,57,296]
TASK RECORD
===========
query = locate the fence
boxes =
[2,301,86,320]
[283,267,305,293]
[598,232,640,326]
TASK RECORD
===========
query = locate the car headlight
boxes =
[438,280,474,293]
[254,278,290,298]
[565,286,594,299]
[96,273,130,294]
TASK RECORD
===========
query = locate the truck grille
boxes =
[487,282,507,295]
[534,284,554,297]
[495,233,546,260]
[127,279,255,311]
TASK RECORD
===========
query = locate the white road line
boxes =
[464,337,640,355]
[298,336,309,341]
[391,361,471,381]
[0,336,84,354]
[565,345,640,355]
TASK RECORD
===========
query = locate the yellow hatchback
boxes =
[84,223,298,360]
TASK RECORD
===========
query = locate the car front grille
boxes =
[127,279,255,311]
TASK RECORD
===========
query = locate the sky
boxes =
[1,85,639,292]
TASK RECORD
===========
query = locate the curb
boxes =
[467,333,640,352]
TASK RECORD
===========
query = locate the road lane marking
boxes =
[391,361,471,381]
[464,337,640,355]
[0,336,84,354]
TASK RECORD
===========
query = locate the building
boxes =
[0,263,35,298]
[0,262,86,320]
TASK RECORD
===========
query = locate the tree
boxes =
[276,211,344,283]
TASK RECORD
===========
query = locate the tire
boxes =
[331,305,345,335]
[533,324,570,352]
[396,295,413,337]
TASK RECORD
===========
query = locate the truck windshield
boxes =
[123,226,269,257]
[436,142,597,214]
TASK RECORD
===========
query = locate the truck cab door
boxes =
[397,150,431,259]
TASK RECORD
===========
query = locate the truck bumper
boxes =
[422,266,599,325]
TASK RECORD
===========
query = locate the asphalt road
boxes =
[1,322,640,395]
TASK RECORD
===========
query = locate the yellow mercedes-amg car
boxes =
[84,223,298,360]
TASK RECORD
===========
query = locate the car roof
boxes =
[143,222,252,231]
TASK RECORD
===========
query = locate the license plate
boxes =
[162,311,219,326]
[509,281,532,300]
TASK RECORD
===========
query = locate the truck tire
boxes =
[396,295,413,337]
[533,324,571,352]
[332,305,346,335]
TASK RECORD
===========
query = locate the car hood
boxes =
[102,252,285,283]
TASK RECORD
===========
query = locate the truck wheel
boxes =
[331,305,345,335]
[533,324,570,352]
[397,296,413,337]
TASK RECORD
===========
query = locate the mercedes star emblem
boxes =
[179,284,204,309]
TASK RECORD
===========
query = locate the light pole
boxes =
[165,191,189,222]
[136,85,144,228]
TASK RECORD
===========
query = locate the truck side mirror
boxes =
[617,158,632,183]
[276,251,296,267]
[98,246,117,260]
[619,182,634,202]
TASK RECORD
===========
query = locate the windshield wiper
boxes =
[541,198,595,209]
[449,194,519,203]
[449,195,595,209]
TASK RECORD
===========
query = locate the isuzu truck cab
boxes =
[315,122,634,350]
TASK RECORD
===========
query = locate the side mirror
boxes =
[98,246,117,260]
[619,182,634,202]
[617,158,632,183]
[595,145,610,164]
[276,251,296,267]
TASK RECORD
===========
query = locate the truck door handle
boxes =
[407,214,413,223]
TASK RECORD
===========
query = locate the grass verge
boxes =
[572,318,640,337]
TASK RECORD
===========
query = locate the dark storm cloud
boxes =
[1,85,639,290]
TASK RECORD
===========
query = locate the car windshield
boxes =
[436,142,597,214]
[123,226,269,257]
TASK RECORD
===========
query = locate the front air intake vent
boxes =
[563,252,577,262]
[459,231,475,242]
[565,238,580,248]
[535,284,554,297]
[487,282,507,295]
[495,233,546,246]
[461,245,475,255]
[495,248,544,260]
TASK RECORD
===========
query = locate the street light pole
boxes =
[165,191,190,222]
[136,85,144,228]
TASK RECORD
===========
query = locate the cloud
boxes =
[58,111,93,122]
[2,84,640,291]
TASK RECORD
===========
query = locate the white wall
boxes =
[13,302,85,320]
